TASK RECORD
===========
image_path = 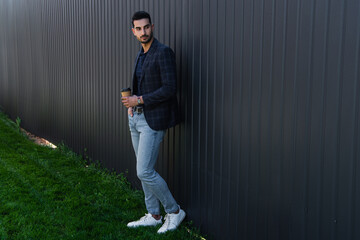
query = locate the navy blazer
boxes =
[132,38,179,130]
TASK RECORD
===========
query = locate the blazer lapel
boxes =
[132,51,141,83]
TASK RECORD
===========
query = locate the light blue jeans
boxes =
[128,112,178,215]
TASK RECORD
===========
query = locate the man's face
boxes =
[132,18,154,44]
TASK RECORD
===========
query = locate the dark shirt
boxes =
[135,50,147,95]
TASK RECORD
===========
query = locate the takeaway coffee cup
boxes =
[121,87,131,97]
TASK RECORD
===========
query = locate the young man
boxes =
[121,11,185,234]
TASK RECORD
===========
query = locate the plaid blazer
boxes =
[132,38,179,131]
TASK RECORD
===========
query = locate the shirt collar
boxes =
[140,38,158,54]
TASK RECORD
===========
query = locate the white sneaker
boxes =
[157,208,186,234]
[127,213,162,228]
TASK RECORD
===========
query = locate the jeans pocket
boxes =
[128,113,135,129]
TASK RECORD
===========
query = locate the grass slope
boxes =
[0,112,203,240]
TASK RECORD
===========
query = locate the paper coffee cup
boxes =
[121,87,131,97]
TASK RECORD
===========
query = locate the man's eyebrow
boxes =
[134,24,151,29]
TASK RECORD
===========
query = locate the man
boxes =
[121,11,185,234]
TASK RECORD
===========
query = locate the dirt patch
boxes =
[21,128,57,148]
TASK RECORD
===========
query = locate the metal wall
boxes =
[1,0,360,239]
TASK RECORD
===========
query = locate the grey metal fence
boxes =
[1,0,360,239]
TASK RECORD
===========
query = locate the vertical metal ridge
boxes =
[218,0,225,232]
[85,0,90,154]
[235,0,245,237]
[268,0,278,237]
[304,0,317,238]
[248,1,257,237]
[79,0,84,152]
[0,1,4,106]
[72,0,77,145]
[257,0,266,235]
[202,0,209,229]
[189,0,195,213]
[319,0,331,237]
[223,0,235,231]
[351,3,360,239]
[210,0,218,227]
[173,0,180,199]
[196,0,203,224]
[179,0,187,210]
[121,0,126,169]
[104,0,109,162]
[168,2,176,189]
[112,0,117,166]
[14,0,20,116]
[226,0,235,234]
[62,0,67,143]
[113,0,118,168]
[279,1,288,237]
[0,1,3,105]
[291,0,302,237]
[333,1,347,239]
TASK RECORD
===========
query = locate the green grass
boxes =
[0,111,204,240]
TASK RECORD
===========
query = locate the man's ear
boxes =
[131,28,135,35]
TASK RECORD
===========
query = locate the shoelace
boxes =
[162,214,171,229]
[140,214,151,222]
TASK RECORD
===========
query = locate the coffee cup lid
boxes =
[121,87,131,92]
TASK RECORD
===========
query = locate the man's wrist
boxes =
[136,96,144,105]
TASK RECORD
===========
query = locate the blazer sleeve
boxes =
[141,47,177,107]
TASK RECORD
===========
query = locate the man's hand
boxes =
[122,95,138,108]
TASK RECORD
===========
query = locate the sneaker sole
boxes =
[157,211,186,234]
[127,223,162,228]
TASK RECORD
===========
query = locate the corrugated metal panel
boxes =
[1,0,360,239]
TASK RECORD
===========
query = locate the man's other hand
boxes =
[128,107,134,117]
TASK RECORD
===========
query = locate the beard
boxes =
[138,31,153,44]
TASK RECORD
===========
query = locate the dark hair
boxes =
[132,11,152,27]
